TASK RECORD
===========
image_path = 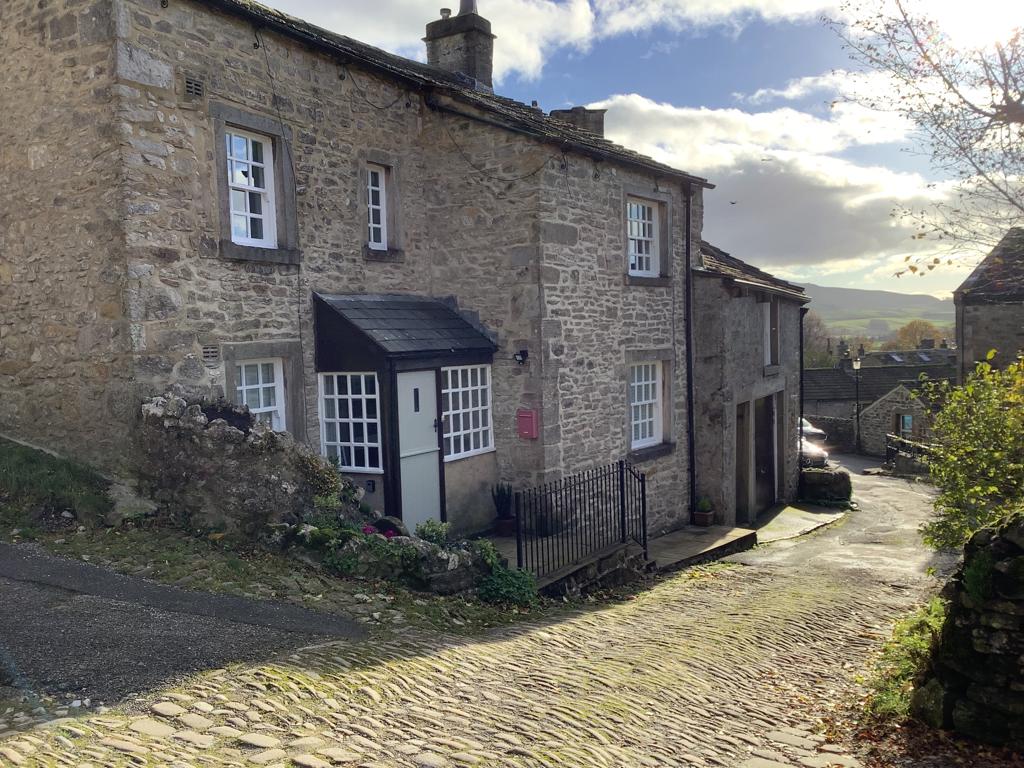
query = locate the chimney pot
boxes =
[458,0,478,14]
[440,8,451,19]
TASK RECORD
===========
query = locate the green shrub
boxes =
[322,548,359,576]
[696,496,713,513]
[415,519,450,546]
[0,438,111,525]
[963,550,995,603]
[478,566,538,607]
[918,357,1024,550]
[864,598,947,721]
[470,539,502,570]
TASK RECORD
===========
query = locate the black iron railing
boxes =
[514,460,647,579]
[885,433,933,464]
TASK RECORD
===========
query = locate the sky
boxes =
[259,0,1023,298]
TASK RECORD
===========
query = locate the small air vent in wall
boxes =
[184,77,205,99]
[201,345,220,366]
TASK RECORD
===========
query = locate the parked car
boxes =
[801,417,827,443]
[800,438,829,468]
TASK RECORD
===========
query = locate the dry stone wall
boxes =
[914,523,1024,746]
[135,392,349,537]
[957,302,1024,378]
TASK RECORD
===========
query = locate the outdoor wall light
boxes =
[852,358,861,371]
[514,349,529,365]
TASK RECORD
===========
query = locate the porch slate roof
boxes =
[315,294,497,357]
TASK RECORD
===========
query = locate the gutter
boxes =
[684,186,697,520]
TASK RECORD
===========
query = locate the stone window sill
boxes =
[628,442,675,463]
[763,364,781,377]
[220,239,301,266]
[364,245,405,263]
[624,274,671,288]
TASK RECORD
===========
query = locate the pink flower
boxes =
[361,524,376,535]
[382,529,396,540]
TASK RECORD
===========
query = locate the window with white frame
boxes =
[320,373,381,472]
[630,362,663,450]
[441,365,493,460]
[627,197,659,277]
[236,359,286,430]
[367,164,388,250]
[226,129,277,248]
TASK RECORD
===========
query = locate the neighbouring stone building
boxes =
[693,243,806,526]
[803,364,953,457]
[0,0,803,540]
[955,227,1024,381]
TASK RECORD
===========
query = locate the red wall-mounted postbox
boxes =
[516,408,539,440]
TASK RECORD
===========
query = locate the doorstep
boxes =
[648,525,757,573]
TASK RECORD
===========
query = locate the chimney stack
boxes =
[424,3,496,91]
[549,106,607,137]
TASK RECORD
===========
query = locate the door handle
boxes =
[433,418,439,432]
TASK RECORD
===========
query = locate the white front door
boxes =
[397,370,442,531]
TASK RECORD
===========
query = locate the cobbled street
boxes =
[0,459,957,768]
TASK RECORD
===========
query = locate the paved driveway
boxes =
[0,461,957,767]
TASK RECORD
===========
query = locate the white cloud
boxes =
[590,93,957,284]
[260,0,846,82]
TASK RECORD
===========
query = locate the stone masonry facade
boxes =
[1,0,708,536]
[858,385,930,458]
[692,253,804,527]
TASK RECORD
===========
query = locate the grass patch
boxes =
[862,597,947,722]
[0,438,111,530]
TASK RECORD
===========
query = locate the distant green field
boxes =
[825,314,955,337]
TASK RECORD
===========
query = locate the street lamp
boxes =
[852,357,862,453]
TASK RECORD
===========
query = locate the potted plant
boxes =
[694,496,715,527]
[491,483,516,537]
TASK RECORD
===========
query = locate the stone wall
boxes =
[0,0,135,468]
[859,385,930,458]
[536,152,700,534]
[914,522,1024,747]
[135,393,351,537]
[693,275,803,527]
[806,415,855,453]
[957,302,1024,381]
[805,399,855,420]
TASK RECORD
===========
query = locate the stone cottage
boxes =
[0,0,802,540]
[803,364,954,457]
[955,227,1024,381]
[693,242,806,526]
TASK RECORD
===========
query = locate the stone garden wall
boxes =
[807,415,855,453]
[135,393,350,537]
[914,521,1024,746]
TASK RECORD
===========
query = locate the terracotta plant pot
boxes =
[693,510,715,527]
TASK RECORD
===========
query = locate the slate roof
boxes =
[316,294,497,356]
[955,227,1024,304]
[698,241,807,301]
[203,0,712,189]
[804,364,955,402]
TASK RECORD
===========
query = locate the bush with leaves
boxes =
[415,519,450,546]
[918,355,1024,550]
[477,566,538,608]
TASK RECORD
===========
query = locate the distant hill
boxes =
[800,283,955,337]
